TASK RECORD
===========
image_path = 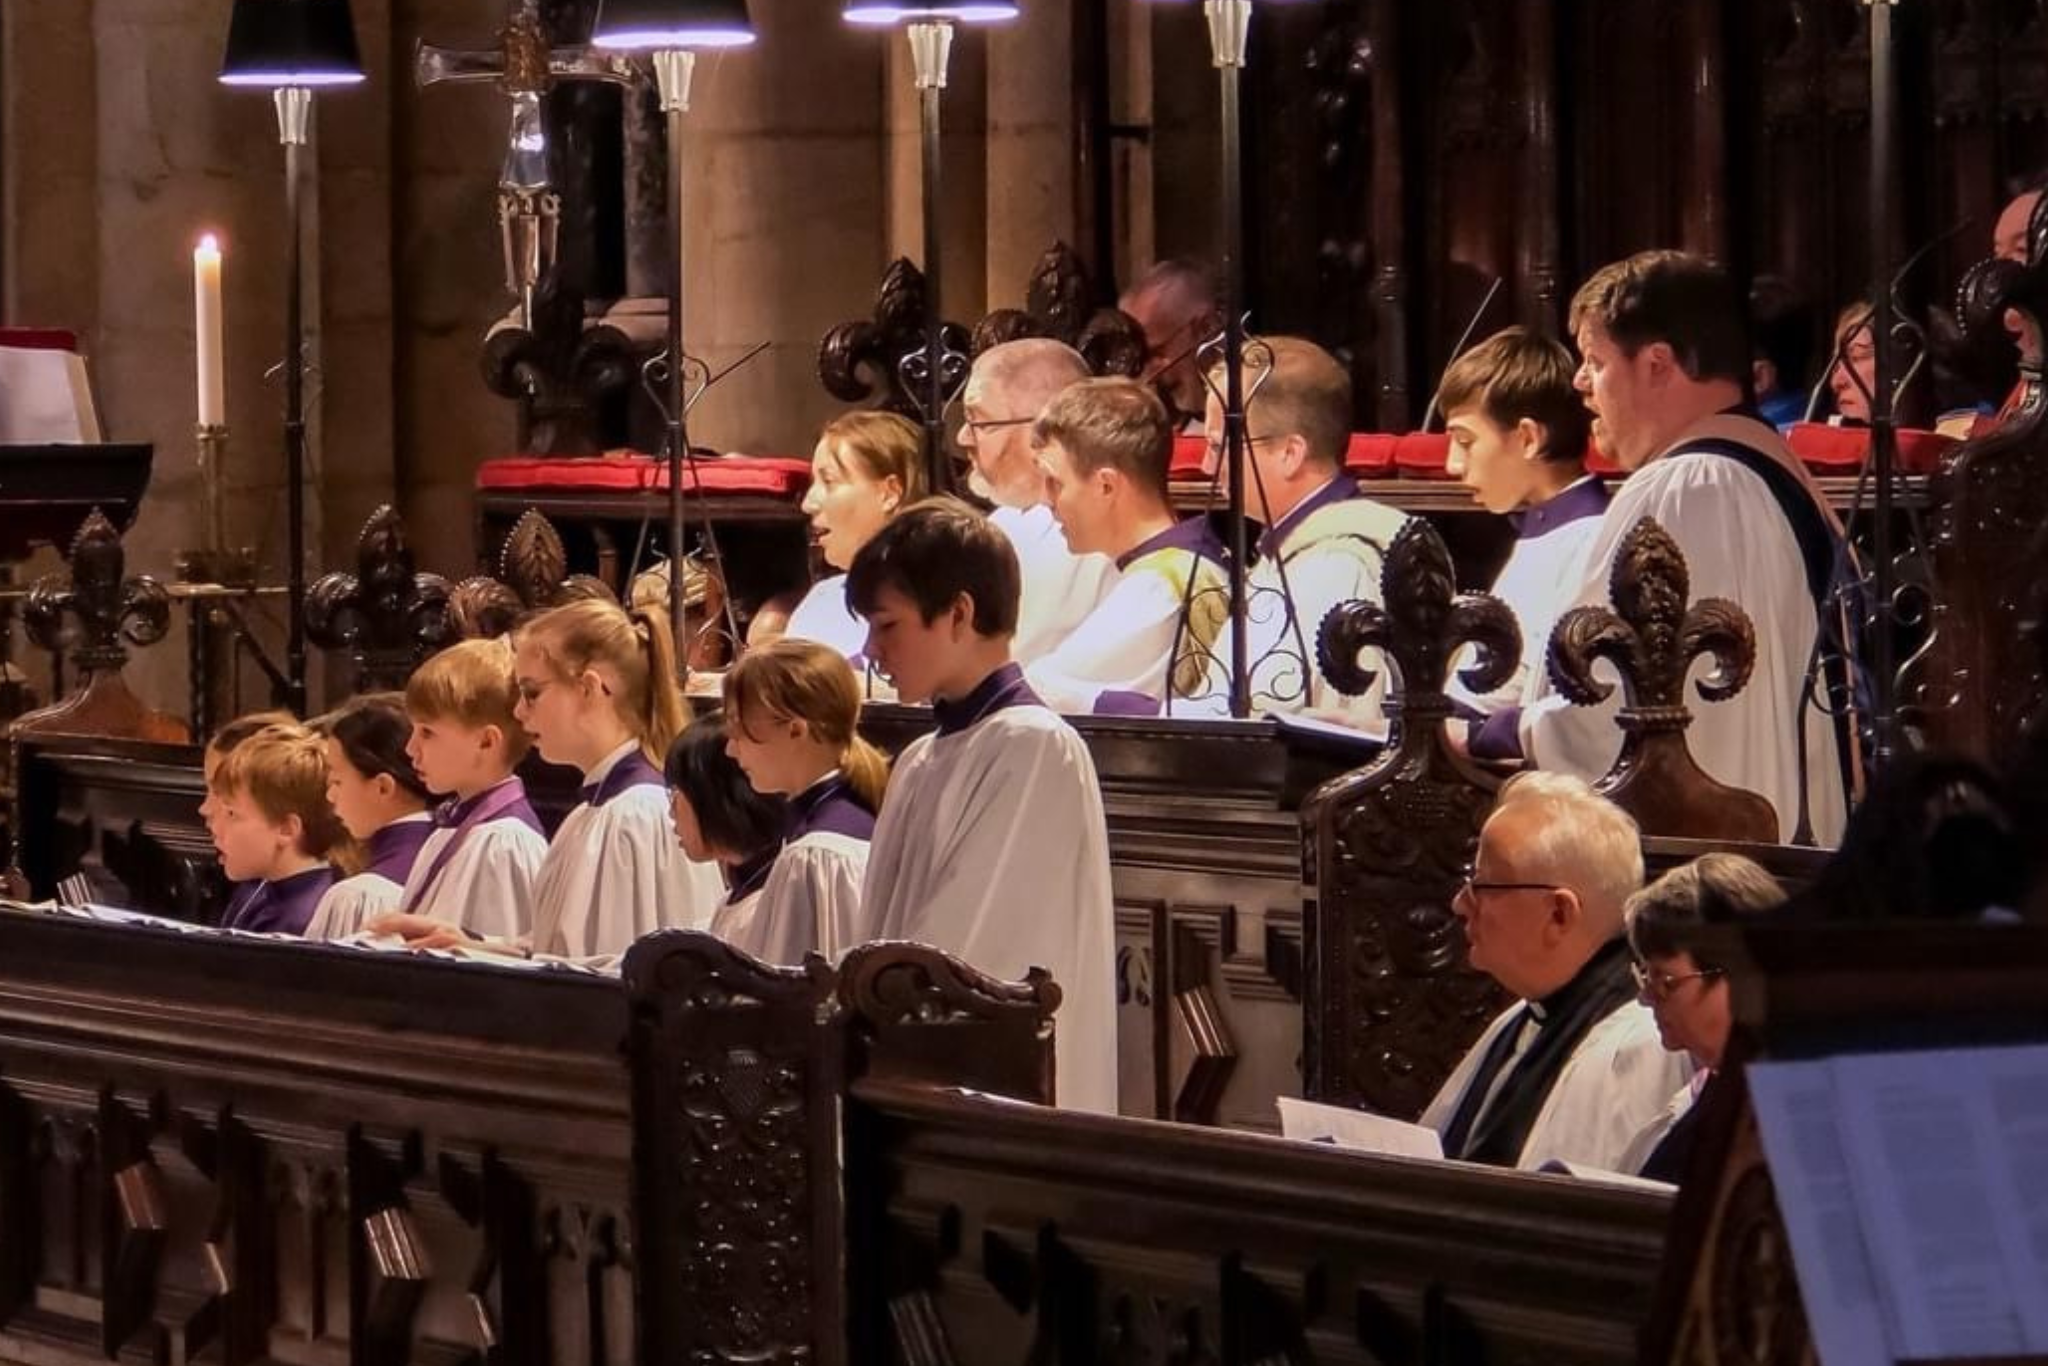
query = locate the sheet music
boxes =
[1277,1096,1444,1160]
[1747,1061,1894,1366]
[1751,1045,2048,1365]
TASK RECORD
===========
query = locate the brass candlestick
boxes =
[177,421,256,739]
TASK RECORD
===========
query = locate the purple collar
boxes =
[932,662,1046,736]
[787,773,877,842]
[223,864,335,936]
[1117,516,1229,572]
[1510,476,1609,540]
[434,776,545,836]
[1257,475,1360,559]
[725,844,780,905]
[365,817,435,885]
[580,750,664,807]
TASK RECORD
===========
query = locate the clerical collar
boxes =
[725,845,780,905]
[1509,476,1609,541]
[1529,935,1632,1022]
[932,662,1045,736]
[1116,516,1228,572]
[787,770,876,842]
[1256,475,1359,559]
[580,742,663,807]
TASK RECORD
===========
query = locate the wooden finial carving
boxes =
[972,242,1149,379]
[16,510,184,742]
[449,509,614,638]
[1548,515,1778,841]
[1302,518,1515,1116]
[837,942,1058,1106]
[306,506,456,692]
[819,258,970,419]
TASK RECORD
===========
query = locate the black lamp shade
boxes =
[591,0,758,49]
[219,0,366,87]
[843,0,1018,23]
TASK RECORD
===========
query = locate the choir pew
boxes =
[842,1079,1670,1365]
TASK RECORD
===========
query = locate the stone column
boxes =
[983,0,1077,308]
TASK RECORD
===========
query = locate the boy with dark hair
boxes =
[846,498,1118,1114]
[1027,378,1229,714]
[1439,326,1607,712]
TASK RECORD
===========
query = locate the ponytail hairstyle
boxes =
[517,598,686,763]
[312,692,433,806]
[215,722,354,863]
[724,637,890,812]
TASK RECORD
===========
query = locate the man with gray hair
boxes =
[958,339,1116,663]
[1419,772,1693,1172]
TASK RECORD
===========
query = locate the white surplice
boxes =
[717,832,869,965]
[528,743,726,960]
[1025,536,1230,714]
[306,871,402,941]
[398,816,548,941]
[1419,998,1695,1172]
[1515,418,1848,844]
[859,689,1118,1114]
[991,503,1117,664]
[1453,478,1609,715]
[782,573,868,661]
[1190,478,1412,725]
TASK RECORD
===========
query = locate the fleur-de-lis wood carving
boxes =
[972,241,1149,379]
[17,510,184,743]
[1301,519,1517,1115]
[448,509,614,638]
[818,258,970,419]
[1548,515,1778,842]
[306,506,457,692]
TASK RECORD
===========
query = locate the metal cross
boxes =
[416,0,636,329]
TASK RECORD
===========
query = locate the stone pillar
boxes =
[881,27,988,357]
[677,0,897,455]
[983,0,1077,308]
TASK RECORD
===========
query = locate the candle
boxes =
[194,234,225,427]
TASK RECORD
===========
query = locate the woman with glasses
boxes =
[780,411,925,670]
[1620,853,1787,1180]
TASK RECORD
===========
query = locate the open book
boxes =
[1749,1045,2048,1365]
[0,345,102,443]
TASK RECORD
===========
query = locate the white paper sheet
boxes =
[1277,1096,1444,1160]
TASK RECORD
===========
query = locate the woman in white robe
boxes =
[305,693,436,940]
[780,411,924,693]
[720,639,887,962]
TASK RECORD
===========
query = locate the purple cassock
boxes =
[364,817,435,886]
[221,865,336,936]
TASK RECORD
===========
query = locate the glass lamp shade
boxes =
[842,0,1019,24]
[219,0,366,87]
[592,0,758,49]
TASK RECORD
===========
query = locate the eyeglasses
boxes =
[1453,865,1562,902]
[1630,959,1726,1002]
[514,677,555,705]
[960,414,1034,438]
[1202,433,1272,464]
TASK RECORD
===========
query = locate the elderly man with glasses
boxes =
[1418,773,1694,1173]
[957,339,1116,664]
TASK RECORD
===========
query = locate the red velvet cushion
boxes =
[1784,423,1956,476]
[476,451,812,497]
[1170,433,1211,481]
[1392,432,1452,479]
[0,328,77,351]
[1346,433,1399,478]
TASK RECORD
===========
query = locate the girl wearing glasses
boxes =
[1620,853,1786,1180]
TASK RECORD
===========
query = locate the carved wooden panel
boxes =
[1304,519,1516,1118]
[306,505,457,693]
[844,1084,1669,1366]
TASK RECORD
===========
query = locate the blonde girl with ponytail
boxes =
[379,597,723,966]
[719,638,890,962]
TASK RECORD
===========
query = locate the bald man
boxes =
[958,340,1117,665]
[1120,259,1221,426]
